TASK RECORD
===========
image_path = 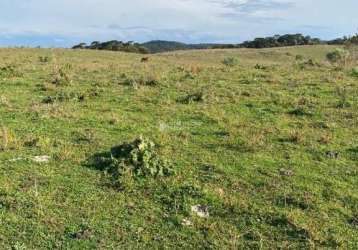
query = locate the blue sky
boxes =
[0,0,357,47]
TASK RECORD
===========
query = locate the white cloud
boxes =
[0,0,357,46]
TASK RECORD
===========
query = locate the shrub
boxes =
[39,56,51,63]
[295,54,304,60]
[254,64,267,70]
[120,74,160,88]
[108,137,173,178]
[350,67,358,77]
[336,87,351,108]
[326,48,350,65]
[42,91,85,104]
[0,65,23,78]
[297,59,320,69]
[222,57,238,67]
[51,64,73,85]
[177,92,205,104]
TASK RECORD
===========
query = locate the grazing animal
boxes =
[141,57,149,63]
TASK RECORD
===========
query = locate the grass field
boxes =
[0,45,357,249]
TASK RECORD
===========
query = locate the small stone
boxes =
[8,157,23,162]
[191,205,209,218]
[181,218,193,226]
[279,168,294,177]
[33,155,51,163]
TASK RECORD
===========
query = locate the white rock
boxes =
[181,218,193,226]
[191,205,209,218]
[33,155,51,163]
[8,157,23,162]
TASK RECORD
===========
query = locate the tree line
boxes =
[72,40,150,54]
[72,33,358,54]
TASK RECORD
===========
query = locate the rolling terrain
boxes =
[0,45,357,249]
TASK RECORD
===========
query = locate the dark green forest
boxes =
[72,33,358,54]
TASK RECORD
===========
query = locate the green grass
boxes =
[0,45,357,249]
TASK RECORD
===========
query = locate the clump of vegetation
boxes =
[51,64,73,85]
[288,106,313,116]
[120,73,160,88]
[350,67,358,77]
[0,125,8,151]
[295,54,304,60]
[0,64,23,78]
[93,137,173,181]
[254,64,268,70]
[326,48,350,66]
[297,58,321,69]
[42,91,85,104]
[177,92,205,104]
[39,56,51,63]
[222,57,238,67]
[335,87,351,108]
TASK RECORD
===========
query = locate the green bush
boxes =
[351,67,358,77]
[42,91,85,104]
[109,137,173,178]
[39,56,51,63]
[177,92,205,104]
[0,65,23,78]
[51,64,73,85]
[326,48,350,64]
[222,57,238,67]
[295,54,304,61]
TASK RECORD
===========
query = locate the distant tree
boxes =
[72,43,87,49]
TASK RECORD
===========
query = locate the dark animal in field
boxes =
[141,57,149,63]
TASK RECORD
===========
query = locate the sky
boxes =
[0,0,357,47]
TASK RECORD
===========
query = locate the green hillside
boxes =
[0,45,357,249]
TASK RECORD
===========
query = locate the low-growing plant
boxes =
[295,54,304,60]
[177,92,205,104]
[254,64,267,70]
[91,137,173,183]
[0,64,23,78]
[350,67,358,77]
[326,48,350,67]
[336,87,351,108]
[39,56,51,63]
[120,74,160,88]
[51,64,73,85]
[222,57,238,67]
[0,95,11,108]
[109,137,173,178]
[42,91,85,104]
[0,125,8,151]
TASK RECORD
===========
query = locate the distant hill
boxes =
[140,40,189,53]
[140,40,231,53]
[72,33,356,54]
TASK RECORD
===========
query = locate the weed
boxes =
[42,91,85,104]
[51,64,73,85]
[298,59,320,69]
[177,92,205,104]
[0,125,8,151]
[335,87,351,108]
[222,57,238,67]
[350,67,358,77]
[39,56,51,63]
[254,64,268,70]
[326,48,350,67]
[0,64,23,78]
[288,106,313,116]
[295,54,304,60]
[90,137,173,184]
[120,74,160,87]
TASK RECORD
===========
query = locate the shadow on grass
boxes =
[85,151,112,172]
